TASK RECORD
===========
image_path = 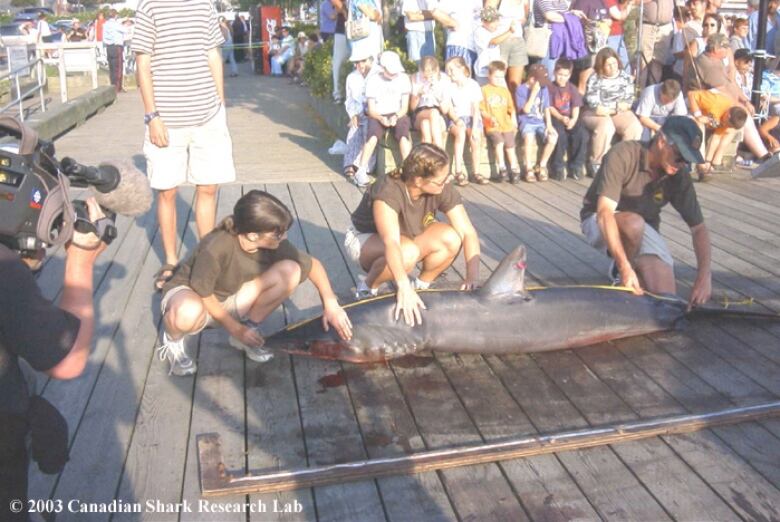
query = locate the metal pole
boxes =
[199,401,780,497]
[635,0,645,87]
[751,0,770,109]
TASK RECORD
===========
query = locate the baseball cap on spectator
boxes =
[480,7,501,23]
[379,51,404,75]
[297,31,306,39]
[527,64,551,87]
[349,47,373,62]
[661,116,705,164]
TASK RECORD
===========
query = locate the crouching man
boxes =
[579,116,712,308]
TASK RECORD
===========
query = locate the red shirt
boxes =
[604,0,624,36]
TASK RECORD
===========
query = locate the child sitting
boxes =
[410,56,452,149]
[547,59,589,181]
[445,56,489,186]
[688,89,749,181]
[480,61,522,183]
[343,48,376,186]
[515,64,558,182]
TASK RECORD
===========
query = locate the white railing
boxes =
[36,41,99,103]
[0,49,46,121]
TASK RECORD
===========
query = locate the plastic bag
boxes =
[328,140,347,155]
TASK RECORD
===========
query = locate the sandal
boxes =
[470,173,490,185]
[154,263,177,292]
[537,165,549,182]
[454,171,469,187]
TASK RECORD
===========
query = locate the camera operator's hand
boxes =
[67,198,109,257]
[148,117,169,148]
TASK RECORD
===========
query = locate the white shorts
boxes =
[344,225,375,264]
[160,285,242,334]
[144,105,237,190]
[581,213,674,267]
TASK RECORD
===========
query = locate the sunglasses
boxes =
[427,173,454,187]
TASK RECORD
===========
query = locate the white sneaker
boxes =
[228,322,274,363]
[353,166,371,188]
[411,277,431,290]
[157,332,197,376]
[354,279,379,300]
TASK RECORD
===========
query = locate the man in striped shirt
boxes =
[132,0,237,291]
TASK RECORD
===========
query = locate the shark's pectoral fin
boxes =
[478,245,529,299]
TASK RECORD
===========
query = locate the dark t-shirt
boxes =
[571,0,609,20]
[0,245,80,416]
[548,82,583,117]
[163,229,313,302]
[351,175,463,237]
[580,141,704,231]
[335,12,346,34]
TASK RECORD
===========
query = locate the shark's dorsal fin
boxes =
[478,245,528,299]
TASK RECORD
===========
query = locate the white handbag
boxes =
[526,24,552,58]
[346,5,371,41]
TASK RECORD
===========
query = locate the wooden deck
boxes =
[26,172,780,521]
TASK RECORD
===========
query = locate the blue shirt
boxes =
[320,0,337,34]
[515,83,550,126]
[748,9,780,53]
[103,18,124,45]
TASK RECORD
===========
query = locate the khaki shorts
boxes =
[581,213,674,267]
[160,285,242,334]
[344,225,375,264]
[144,105,237,190]
[640,22,674,65]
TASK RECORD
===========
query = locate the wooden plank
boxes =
[435,353,601,521]
[267,183,386,522]
[113,188,203,521]
[28,210,157,501]
[179,184,248,521]
[579,339,780,490]
[534,350,742,521]
[484,354,672,521]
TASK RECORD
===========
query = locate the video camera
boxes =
[0,117,123,257]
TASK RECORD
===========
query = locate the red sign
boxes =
[260,6,282,75]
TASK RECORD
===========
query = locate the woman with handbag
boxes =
[347,0,383,60]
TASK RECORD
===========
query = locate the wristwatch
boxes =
[144,111,160,125]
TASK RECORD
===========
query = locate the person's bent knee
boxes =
[400,241,422,270]
[270,259,302,289]
[167,297,206,332]
[616,212,646,239]
[439,224,462,255]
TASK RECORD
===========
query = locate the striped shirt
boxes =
[131,0,224,128]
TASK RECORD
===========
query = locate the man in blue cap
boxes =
[579,116,712,308]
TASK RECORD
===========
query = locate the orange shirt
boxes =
[689,90,736,136]
[480,84,516,133]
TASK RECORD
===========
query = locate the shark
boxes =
[263,245,778,363]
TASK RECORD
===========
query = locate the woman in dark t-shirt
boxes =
[345,143,482,327]
[158,190,352,376]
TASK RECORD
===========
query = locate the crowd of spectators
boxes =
[320,0,780,185]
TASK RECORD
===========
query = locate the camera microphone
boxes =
[60,158,153,217]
